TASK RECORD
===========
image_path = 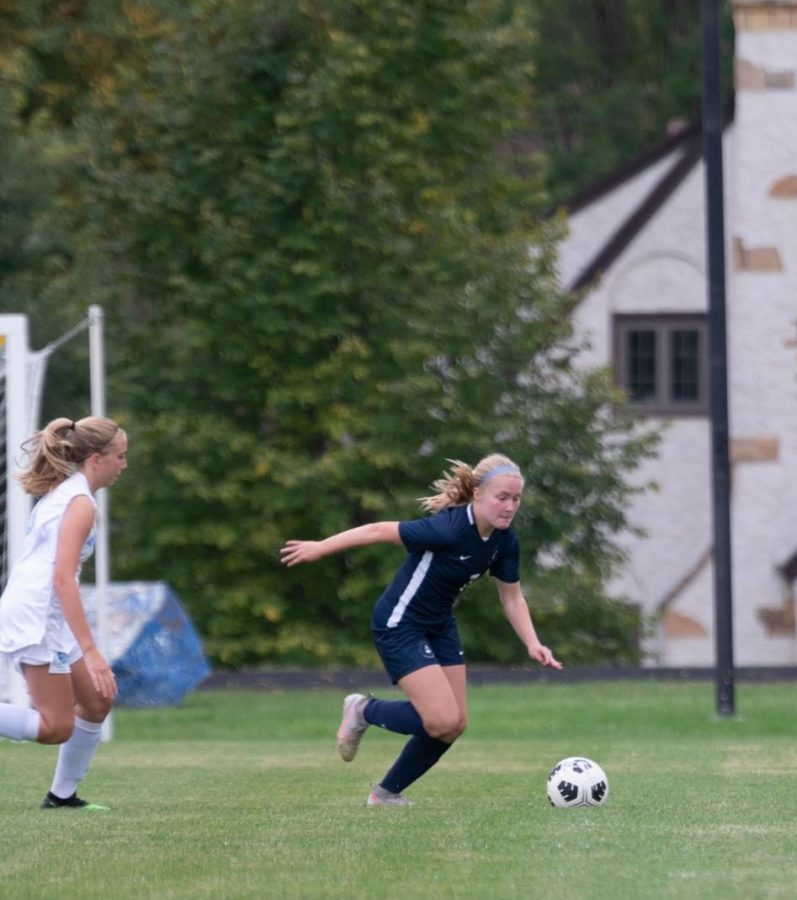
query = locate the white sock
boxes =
[49,716,104,799]
[0,704,41,742]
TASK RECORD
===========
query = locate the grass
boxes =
[1,680,796,899]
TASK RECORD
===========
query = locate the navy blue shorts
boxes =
[371,616,465,684]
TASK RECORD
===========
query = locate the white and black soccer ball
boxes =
[547,756,609,808]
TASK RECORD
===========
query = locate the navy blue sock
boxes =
[379,733,452,795]
[364,698,425,736]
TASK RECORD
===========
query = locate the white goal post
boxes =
[0,315,34,568]
[0,315,35,705]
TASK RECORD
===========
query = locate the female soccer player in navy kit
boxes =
[280,453,562,806]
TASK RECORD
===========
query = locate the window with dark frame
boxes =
[613,314,708,415]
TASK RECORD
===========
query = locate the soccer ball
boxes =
[546,756,609,808]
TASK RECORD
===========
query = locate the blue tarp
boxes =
[83,581,210,707]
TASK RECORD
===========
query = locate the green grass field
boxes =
[1,680,795,899]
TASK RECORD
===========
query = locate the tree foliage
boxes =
[1,0,660,667]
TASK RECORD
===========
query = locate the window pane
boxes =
[671,329,700,401]
[627,330,657,402]
[614,315,708,415]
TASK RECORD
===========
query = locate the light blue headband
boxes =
[478,464,522,486]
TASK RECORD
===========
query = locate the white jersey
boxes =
[0,472,96,655]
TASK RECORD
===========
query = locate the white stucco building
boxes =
[558,0,797,665]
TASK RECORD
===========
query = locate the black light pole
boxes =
[700,0,735,717]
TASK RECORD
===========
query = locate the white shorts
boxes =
[9,642,83,675]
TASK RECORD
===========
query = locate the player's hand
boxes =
[530,643,563,670]
[84,647,118,698]
[280,540,323,567]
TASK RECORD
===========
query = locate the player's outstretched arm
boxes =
[280,521,402,567]
[495,580,563,669]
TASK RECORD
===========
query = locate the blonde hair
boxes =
[419,453,523,514]
[17,415,123,496]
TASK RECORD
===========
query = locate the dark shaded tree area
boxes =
[519,0,734,202]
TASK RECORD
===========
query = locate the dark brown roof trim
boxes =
[779,551,797,584]
[561,100,735,294]
[568,133,704,292]
[563,121,703,217]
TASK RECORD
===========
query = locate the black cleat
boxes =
[41,791,108,811]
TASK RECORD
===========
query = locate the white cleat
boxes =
[336,693,370,762]
[367,784,413,807]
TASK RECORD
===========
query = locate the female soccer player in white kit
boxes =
[0,416,127,809]
[281,453,561,806]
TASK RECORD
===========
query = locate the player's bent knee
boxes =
[77,696,113,723]
[449,716,467,740]
[37,718,74,745]
[424,712,466,741]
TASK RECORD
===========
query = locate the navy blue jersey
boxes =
[371,504,520,629]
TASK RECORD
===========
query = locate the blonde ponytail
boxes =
[418,453,522,513]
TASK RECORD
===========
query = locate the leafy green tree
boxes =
[0,0,170,417]
[0,78,90,408]
[4,0,658,666]
[0,0,168,127]
[71,0,656,665]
